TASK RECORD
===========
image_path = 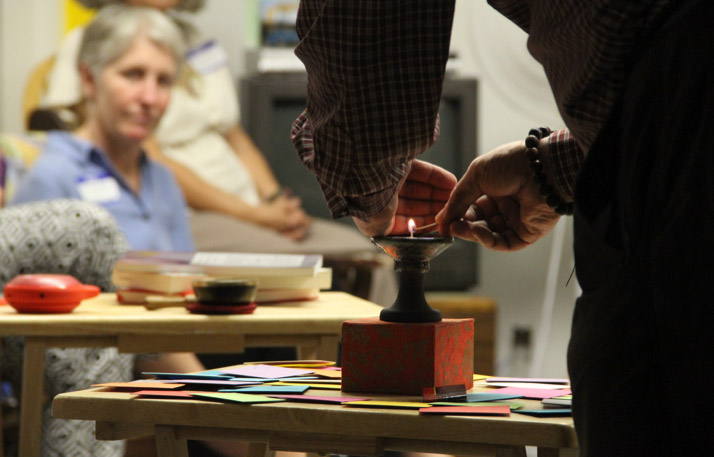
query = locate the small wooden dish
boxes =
[191,278,258,307]
[186,302,257,315]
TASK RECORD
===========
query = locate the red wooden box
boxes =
[341,317,474,395]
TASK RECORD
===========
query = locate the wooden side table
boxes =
[53,368,578,457]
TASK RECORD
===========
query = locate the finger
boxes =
[407,160,457,190]
[396,197,448,217]
[285,211,307,227]
[487,213,508,233]
[488,195,556,245]
[390,214,444,235]
[399,180,453,201]
[473,195,500,219]
[449,219,492,244]
[474,197,537,248]
[284,227,308,241]
[462,204,481,222]
[491,196,520,232]
[438,169,483,226]
[450,220,530,251]
[287,198,302,210]
[468,197,512,233]
[273,198,297,212]
[390,218,410,235]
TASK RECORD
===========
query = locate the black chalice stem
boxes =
[371,236,453,323]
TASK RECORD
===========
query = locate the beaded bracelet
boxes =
[525,127,574,215]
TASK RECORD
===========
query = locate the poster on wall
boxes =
[260,0,299,47]
[63,0,95,35]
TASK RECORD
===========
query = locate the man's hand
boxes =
[353,159,457,236]
[436,140,560,251]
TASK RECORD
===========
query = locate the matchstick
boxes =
[413,222,438,233]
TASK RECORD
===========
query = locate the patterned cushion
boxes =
[1,200,130,457]
[0,199,128,289]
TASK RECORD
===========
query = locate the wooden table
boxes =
[0,291,381,457]
[52,373,578,457]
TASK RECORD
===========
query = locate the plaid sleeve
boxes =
[548,129,585,201]
[291,0,456,220]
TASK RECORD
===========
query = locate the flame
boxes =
[408,219,416,237]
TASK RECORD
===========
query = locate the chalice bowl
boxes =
[371,226,453,323]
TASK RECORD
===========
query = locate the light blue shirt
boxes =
[11,131,194,252]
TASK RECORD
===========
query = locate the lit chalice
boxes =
[371,220,453,323]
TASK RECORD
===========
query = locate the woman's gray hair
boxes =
[78,4,186,77]
[76,0,205,13]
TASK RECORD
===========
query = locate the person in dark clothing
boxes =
[292,1,713,455]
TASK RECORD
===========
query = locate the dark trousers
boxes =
[568,2,714,456]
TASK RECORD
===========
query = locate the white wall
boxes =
[0,0,61,133]
[0,0,579,378]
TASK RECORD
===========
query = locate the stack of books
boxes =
[112,251,331,305]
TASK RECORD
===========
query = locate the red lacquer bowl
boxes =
[3,274,100,314]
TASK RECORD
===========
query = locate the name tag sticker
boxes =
[186,39,228,74]
[76,173,121,203]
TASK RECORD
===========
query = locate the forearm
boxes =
[135,352,204,374]
[163,159,267,223]
[292,0,456,221]
[224,125,281,199]
[142,137,266,224]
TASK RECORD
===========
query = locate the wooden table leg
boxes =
[155,425,189,457]
[315,335,339,361]
[18,338,46,457]
[296,335,339,361]
[538,447,578,457]
[247,441,273,457]
[296,345,317,360]
[494,445,528,457]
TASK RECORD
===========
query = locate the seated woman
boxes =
[12,4,192,253]
[6,6,246,456]
[40,0,396,306]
